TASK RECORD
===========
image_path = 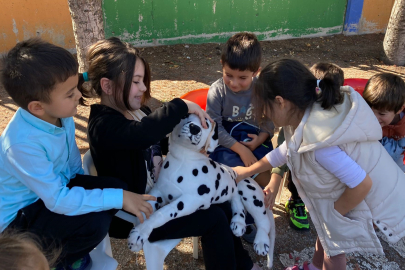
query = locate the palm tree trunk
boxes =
[67,0,104,72]
[384,0,405,66]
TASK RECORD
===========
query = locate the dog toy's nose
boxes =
[189,123,201,135]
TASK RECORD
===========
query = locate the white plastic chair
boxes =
[83,150,197,270]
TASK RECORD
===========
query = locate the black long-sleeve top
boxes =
[87,98,188,194]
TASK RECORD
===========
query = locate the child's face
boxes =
[40,74,81,125]
[128,59,147,111]
[371,108,398,127]
[222,63,258,93]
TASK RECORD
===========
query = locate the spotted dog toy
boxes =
[128,114,276,268]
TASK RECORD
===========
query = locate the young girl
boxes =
[0,229,60,270]
[234,59,405,270]
[81,37,261,270]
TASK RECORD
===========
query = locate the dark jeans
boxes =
[113,201,253,270]
[287,171,300,200]
[7,174,127,268]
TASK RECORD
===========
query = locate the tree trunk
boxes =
[68,0,105,72]
[384,0,405,66]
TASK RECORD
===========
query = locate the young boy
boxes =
[363,73,405,172]
[206,32,273,242]
[0,38,154,269]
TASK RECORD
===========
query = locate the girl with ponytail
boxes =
[235,59,405,270]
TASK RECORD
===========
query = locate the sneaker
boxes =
[67,254,92,270]
[242,224,257,244]
[285,198,310,231]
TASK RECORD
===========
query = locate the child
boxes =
[234,59,405,270]
[83,37,261,270]
[0,38,156,270]
[206,32,273,242]
[362,73,405,172]
[0,229,60,270]
[265,63,345,232]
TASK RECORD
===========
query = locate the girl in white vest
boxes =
[234,59,405,270]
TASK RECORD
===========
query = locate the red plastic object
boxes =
[180,88,209,110]
[343,78,368,96]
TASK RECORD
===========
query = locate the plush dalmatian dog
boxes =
[128,114,276,268]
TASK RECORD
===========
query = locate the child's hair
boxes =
[363,73,405,113]
[78,37,151,111]
[221,32,261,72]
[310,62,344,87]
[254,59,343,123]
[0,229,61,270]
[1,38,78,110]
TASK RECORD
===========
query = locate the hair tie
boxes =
[316,79,322,95]
[83,72,89,82]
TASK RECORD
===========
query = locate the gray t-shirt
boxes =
[206,77,273,148]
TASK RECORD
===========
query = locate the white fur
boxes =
[128,114,275,268]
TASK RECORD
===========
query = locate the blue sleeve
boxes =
[5,143,123,215]
[65,117,84,176]
[380,137,405,161]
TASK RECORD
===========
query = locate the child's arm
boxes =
[240,132,270,152]
[315,146,373,216]
[334,175,372,216]
[230,142,257,166]
[263,173,283,209]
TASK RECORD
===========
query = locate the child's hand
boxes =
[233,166,251,182]
[239,145,258,166]
[122,191,156,223]
[182,100,213,129]
[263,173,283,210]
[240,134,260,151]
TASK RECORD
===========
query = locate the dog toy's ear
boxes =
[205,121,219,154]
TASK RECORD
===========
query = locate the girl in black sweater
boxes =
[80,37,260,270]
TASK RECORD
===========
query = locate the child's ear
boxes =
[253,67,261,77]
[27,101,45,116]
[100,78,113,95]
[397,104,405,114]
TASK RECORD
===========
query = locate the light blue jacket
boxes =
[0,108,123,232]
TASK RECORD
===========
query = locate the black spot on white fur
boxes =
[244,179,250,183]
[254,199,263,207]
[215,196,220,201]
[199,205,205,209]
[157,197,163,203]
[177,176,183,183]
[215,180,220,190]
[177,201,184,211]
[155,203,160,210]
[202,166,208,173]
[164,161,169,169]
[247,185,256,191]
[221,186,229,197]
[217,173,221,180]
[168,194,173,200]
[212,122,218,140]
[238,190,243,196]
[263,210,266,215]
[220,167,224,173]
[198,185,210,195]
[193,169,198,176]
[209,159,217,168]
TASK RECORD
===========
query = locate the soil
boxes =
[1,33,405,269]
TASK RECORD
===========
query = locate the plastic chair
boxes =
[180,88,209,110]
[83,151,189,270]
[343,78,368,96]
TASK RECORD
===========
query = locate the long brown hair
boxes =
[78,37,151,110]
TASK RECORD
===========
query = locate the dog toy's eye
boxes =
[181,113,191,119]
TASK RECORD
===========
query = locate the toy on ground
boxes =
[128,114,276,268]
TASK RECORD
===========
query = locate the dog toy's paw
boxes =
[230,219,246,237]
[127,227,147,252]
[253,237,270,256]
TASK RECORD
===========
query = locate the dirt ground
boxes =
[1,33,405,269]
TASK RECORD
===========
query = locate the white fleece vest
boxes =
[284,86,405,257]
